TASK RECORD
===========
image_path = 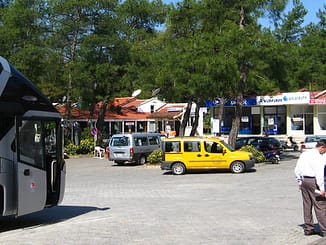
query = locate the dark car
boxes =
[235,136,282,154]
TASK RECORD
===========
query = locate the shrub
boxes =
[77,138,94,154]
[239,145,265,163]
[65,138,94,155]
[148,148,163,164]
[65,142,79,155]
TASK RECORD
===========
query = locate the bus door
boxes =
[16,119,47,216]
[16,118,63,216]
[43,121,63,207]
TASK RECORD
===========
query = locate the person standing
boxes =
[294,139,326,236]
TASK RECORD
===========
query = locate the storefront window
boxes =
[124,121,135,133]
[318,106,326,130]
[291,114,303,130]
[111,122,122,135]
[137,121,147,132]
[240,107,251,134]
[220,107,234,133]
[263,106,286,135]
[290,105,313,132]
[319,115,326,130]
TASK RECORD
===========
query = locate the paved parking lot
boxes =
[1,152,326,245]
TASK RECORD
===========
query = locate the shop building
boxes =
[57,90,326,143]
[210,90,326,137]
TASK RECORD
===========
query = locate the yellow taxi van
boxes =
[161,136,255,175]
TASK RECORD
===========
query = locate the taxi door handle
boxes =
[204,154,210,157]
[197,154,202,157]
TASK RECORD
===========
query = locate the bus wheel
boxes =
[172,162,186,175]
[138,155,146,165]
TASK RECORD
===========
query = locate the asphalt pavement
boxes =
[1,151,326,245]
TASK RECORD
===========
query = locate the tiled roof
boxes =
[56,102,150,120]
[147,103,186,119]
[111,97,145,108]
[55,98,188,121]
[147,111,182,119]
[309,90,326,104]
[311,90,326,99]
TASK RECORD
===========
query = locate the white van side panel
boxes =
[108,133,161,164]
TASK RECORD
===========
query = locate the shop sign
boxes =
[205,98,221,107]
[205,98,256,107]
[224,98,256,106]
[256,95,283,105]
[282,92,310,104]
[125,121,135,126]
[91,127,98,136]
[257,92,310,105]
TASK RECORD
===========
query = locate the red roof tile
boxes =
[56,98,152,121]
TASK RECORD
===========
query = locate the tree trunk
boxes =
[228,6,248,148]
[216,98,225,121]
[190,98,200,136]
[228,64,247,148]
[228,96,243,148]
[96,99,108,146]
[179,100,192,137]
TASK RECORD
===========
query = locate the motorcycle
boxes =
[280,136,299,151]
[264,150,280,164]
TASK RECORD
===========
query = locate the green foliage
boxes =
[0,0,324,113]
[239,145,265,163]
[148,148,163,164]
[81,127,94,141]
[65,138,94,155]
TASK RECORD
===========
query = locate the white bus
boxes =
[0,56,66,217]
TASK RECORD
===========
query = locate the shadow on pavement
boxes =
[0,205,110,233]
[280,151,300,161]
[163,168,257,175]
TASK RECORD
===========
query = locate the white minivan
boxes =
[107,133,162,165]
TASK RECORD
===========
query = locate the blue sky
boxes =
[162,0,325,26]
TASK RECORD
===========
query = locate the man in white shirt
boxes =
[294,139,326,236]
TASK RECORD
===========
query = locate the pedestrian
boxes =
[294,139,326,236]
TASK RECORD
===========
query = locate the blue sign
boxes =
[91,127,98,136]
[206,98,256,107]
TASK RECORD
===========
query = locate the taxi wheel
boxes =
[230,161,245,174]
[172,162,186,175]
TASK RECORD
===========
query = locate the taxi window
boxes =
[184,141,201,152]
[205,141,223,153]
[165,141,180,152]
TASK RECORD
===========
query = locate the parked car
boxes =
[235,136,282,154]
[300,135,326,152]
[106,133,162,165]
[161,136,255,175]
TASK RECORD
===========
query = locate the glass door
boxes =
[44,121,62,206]
[16,119,47,216]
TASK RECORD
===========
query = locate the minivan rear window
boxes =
[111,137,130,146]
